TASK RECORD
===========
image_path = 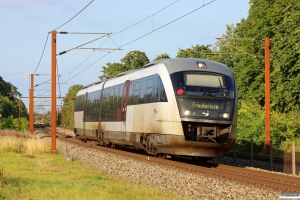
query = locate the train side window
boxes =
[139,78,147,103]
[117,83,124,121]
[86,92,90,122]
[92,91,99,121]
[95,89,101,121]
[155,76,168,102]
[108,87,114,121]
[112,86,118,121]
[128,81,134,105]
[101,88,110,121]
[145,76,153,103]
[75,95,84,111]
[152,74,158,102]
[132,80,140,105]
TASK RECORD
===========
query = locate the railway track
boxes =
[36,127,300,192]
[225,151,284,164]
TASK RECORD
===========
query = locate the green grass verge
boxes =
[0,145,187,200]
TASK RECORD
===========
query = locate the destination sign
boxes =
[191,101,224,110]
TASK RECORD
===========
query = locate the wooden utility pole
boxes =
[18,97,21,119]
[72,104,74,128]
[264,37,271,154]
[51,30,57,152]
[30,74,34,135]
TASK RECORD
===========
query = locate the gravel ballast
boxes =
[47,137,284,200]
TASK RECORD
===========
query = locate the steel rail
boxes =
[37,127,300,192]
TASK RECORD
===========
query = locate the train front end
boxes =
[160,58,238,158]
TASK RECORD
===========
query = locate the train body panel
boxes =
[73,58,238,158]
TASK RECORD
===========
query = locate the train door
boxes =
[121,80,130,140]
[83,92,88,137]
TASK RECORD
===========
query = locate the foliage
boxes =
[0,116,29,132]
[60,84,84,127]
[176,44,215,59]
[99,62,125,80]
[153,53,170,61]
[236,100,299,154]
[99,50,149,80]
[271,111,300,145]
[216,0,300,113]
[0,76,28,131]
[0,76,22,101]
[235,100,265,153]
[0,96,15,118]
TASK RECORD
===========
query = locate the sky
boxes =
[0,0,250,113]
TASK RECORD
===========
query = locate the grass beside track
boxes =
[0,132,186,200]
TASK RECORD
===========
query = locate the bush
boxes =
[236,100,300,155]
[0,116,29,132]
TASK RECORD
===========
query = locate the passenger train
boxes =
[74,58,238,159]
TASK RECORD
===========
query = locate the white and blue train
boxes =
[74,58,238,159]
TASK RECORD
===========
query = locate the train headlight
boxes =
[184,110,191,115]
[222,113,229,119]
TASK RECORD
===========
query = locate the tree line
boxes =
[65,0,298,154]
[2,0,299,155]
[0,76,29,131]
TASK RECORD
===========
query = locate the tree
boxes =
[0,76,11,97]
[61,84,84,127]
[99,50,149,80]
[217,0,300,112]
[99,62,125,80]
[121,50,149,70]
[0,96,15,118]
[153,53,170,61]
[176,44,215,59]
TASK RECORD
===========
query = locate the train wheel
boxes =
[110,143,115,149]
[162,154,167,159]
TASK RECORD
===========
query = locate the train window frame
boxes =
[139,78,147,104]
[132,80,141,105]
[75,95,85,112]
[155,75,168,102]
[170,71,235,99]
[144,76,153,103]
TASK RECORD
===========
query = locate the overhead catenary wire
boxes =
[33,0,217,101]
[33,0,183,87]
[57,33,111,56]
[218,38,264,62]
[32,33,50,74]
[59,0,182,78]
[54,0,94,30]
[61,0,217,83]
[32,0,94,74]
[113,0,180,35]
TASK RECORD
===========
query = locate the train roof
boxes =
[161,58,233,77]
[77,58,233,96]
[116,58,233,77]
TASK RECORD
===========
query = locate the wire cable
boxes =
[218,39,264,62]
[48,0,181,83]
[32,33,50,74]
[62,0,217,82]
[54,0,94,30]
[113,0,180,35]
[31,0,94,75]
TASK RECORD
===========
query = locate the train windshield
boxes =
[170,71,235,99]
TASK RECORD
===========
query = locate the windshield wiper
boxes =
[218,78,226,96]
